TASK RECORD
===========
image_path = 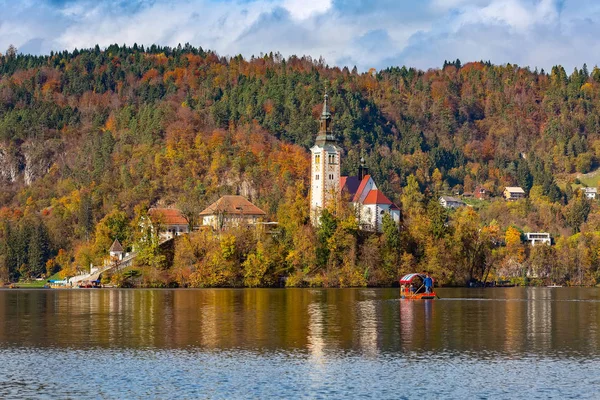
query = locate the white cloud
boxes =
[0,0,599,72]
[283,0,332,20]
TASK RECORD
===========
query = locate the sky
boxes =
[1,0,600,72]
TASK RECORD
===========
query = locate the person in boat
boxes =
[424,273,433,294]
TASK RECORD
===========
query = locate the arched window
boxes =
[315,154,321,164]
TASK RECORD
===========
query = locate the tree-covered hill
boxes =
[1,44,599,286]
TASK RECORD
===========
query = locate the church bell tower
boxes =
[310,94,342,224]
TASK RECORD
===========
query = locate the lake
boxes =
[0,287,599,399]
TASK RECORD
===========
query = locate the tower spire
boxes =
[321,93,331,119]
[316,93,335,145]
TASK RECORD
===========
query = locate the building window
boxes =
[328,154,335,164]
[315,154,321,164]
[316,174,320,181]
[329,174,334,180]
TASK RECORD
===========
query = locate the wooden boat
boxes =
[77,280,102,289]
[400,273,437,299]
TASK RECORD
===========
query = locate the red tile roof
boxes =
[362,190,394,205]
[148,208,189,225]
[352,175,372,202]
[199,195,266,216]
[340,176,361,197]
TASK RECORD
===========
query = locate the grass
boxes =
[15,281,47,288]
[556,168,600,192]
[6,271,65,288]
[575,168,600,188]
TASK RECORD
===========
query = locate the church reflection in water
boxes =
[0,288,598,356]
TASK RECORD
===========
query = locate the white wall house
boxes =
[581,187,597,200]
[200,195,266,231]
[525,232,551,246]
[141,207,190,241]
[439,196,465,209]
[504,187,526,201]
[109,239,123,260]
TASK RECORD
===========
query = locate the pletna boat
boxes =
[400,273,437,299]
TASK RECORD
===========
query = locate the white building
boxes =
[525,232,551,246]
[310,95,400,233]
[439,196,465,209]
[351,179,401,231]
[581,187,597,200]
[200,195,266,230]
[310,94,342,223]
[109,239,124,260]
[503,186,526,201]
[146,207,190,241]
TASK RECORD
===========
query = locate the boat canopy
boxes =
[399,273,430,284]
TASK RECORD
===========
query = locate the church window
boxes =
[316,174,320,181]
[328,154,336,164]
[315,154,321,164]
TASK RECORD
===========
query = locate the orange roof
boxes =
[362,190,394,206]
[148,208,188,225]
[199,195,266,216]
[352,175,372,202]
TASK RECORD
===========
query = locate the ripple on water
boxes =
[0,347,598,399]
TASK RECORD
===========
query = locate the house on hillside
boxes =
[581,187,597,200]
[309,95,400,233]
[200,195,267,230]
[439,196,465,209]
[474,186,489,200]
[109,239,124,260]
[503,186,526,201]
[525,232,551,246]
[147,207,190,240]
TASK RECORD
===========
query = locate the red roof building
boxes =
[200,195,266,230]
[340,175,400,232]
[146,207,190,240]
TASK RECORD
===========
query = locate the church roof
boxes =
[109,239,123,253]
[340,176,361,197]
[352,175,372,202]
[199,195,266,216]
[315,94,337,146]
[362,190,393,205]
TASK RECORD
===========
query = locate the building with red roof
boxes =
[310,95,400,233]
[146,207,190,240]
[341,167,400,232]
[200,195,266,230]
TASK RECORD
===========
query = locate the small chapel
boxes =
[310,95,400,232]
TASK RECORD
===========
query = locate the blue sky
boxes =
[1,0,599,71]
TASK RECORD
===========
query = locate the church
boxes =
[310,95,400,232]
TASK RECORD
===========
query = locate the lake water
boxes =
[1,287,599,399]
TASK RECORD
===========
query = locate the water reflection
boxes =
[0,288,599,358]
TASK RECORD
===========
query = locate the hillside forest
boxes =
[1,44,600,287]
